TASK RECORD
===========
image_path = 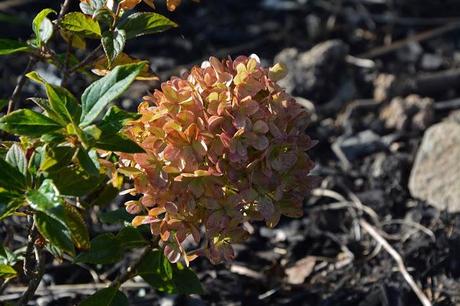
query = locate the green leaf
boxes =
[32,9,56,44]
[45,84,81,124]
[80,287,128,306]
[6,144,27,176]
[116,226,147,250]
[47,167,104,196]
[172,263,203,294]
[93,8,114,27]
[102,29,126,66]
[34,211,75,256]
[80,0,107,16]
[60,12,101,38]
[0,157,26,191]
[82,125,102,144]
[137,251,202,294]
[27,97,66,126]
[40,145,75,172]
[99,208,133,224]
[76,148,100,176]
[137,250,175,293]
[63,202,90,250]
[99,105,140,132]
[27,180,65,219]
[76,233,123,264]
[26,71,46,84]
[0,264,17,279]
[91,184,119,208]
[0,245,17,266]
[28,180,90,251]
[0,109,63,137]
[0,198,24,221]
[80,63,145,126]
[0,38,30,55]
[95,133,144,153]
[118,12,177,39]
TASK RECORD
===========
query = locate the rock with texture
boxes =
[274,40,348,103]
[409,121,460,212]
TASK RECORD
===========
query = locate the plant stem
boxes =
[7,57,38,114]
[111,245,153,287]
[58,0,73,22]
[16,225,45,306]
[22,221,38,279]
[69,44,102,73]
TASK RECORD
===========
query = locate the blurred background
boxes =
[1,0,460,305]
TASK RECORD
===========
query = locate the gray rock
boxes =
[409,121,460,212]
[274,40,349,102]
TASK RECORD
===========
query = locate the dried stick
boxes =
[359,22,460,59]
[360,220,432,306]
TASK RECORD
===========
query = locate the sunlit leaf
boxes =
[101,29,126,66]
[118,12,177,39]
[6,144,27,176]
[80,62,145,126]
[92,53,158,81]
[0,109,63,137]
[0,264,17,279]
[60,12,101,38]
[32,8,56,44]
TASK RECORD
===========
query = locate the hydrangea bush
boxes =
[118,55,318,264]
[0,0,316,304]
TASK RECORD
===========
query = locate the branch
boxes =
[7,57,38,114]
[111,245,152,287]
[22,222,38,280]
[69,44,102,74]
[16,227,45,306]
[58,0,73,22]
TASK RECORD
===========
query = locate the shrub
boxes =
[0,0,316,304]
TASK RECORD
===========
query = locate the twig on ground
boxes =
[358,22,460,58]
[360,220,433,306]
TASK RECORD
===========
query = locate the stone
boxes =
[274,40,349,103]
[380,95,434,131]
[409,121,460,212]
[373,73,396,102]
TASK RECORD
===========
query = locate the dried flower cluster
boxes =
[118,55,318,264]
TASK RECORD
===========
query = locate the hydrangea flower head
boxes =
[117,55,318,264]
